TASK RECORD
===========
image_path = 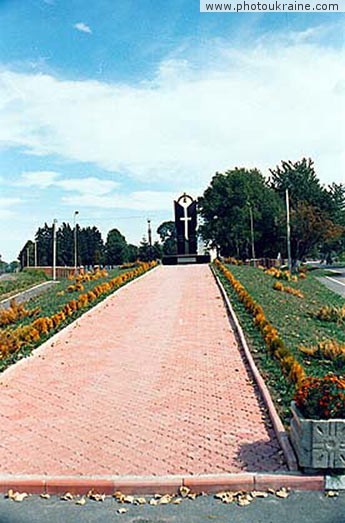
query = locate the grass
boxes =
[216,264,345,424]
[0,270,48,301]
[0,265,147,374]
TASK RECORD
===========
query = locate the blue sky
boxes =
[0,0,344,261]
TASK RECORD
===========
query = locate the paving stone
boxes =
[0,265,286,475]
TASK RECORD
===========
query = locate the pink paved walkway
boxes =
[0,266,286,476]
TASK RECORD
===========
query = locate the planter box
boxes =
[290,402,345,469]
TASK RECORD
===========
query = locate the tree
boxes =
[57,222,73,266]
[198,168,284,259]
[157,221,177,255]
[138,237,162,261]
[270,158,345,261]
[127,244,139,262]
[105,229,128,265]
[35,223,53,266]
[78,226,105,266]
[18,240,35,269]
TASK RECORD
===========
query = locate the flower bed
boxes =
[0,261,157,369]
[214,260,345,423]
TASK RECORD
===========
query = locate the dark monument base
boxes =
[162,254,211,265]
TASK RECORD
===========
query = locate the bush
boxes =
[294,375,345,419]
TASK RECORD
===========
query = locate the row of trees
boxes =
[18,225,162,269]
[198,158,345,263]
[16,157,345,268]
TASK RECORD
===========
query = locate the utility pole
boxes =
[286,188,292,272]
[147,219,152,248]
[74,210,79,273]
[52,219,57,281]
[34,241,38,268]
[147,219,152,260]
[26,246,30,268]
[247,202,256,265]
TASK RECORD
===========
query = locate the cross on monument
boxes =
[174,193,197,256]
[179,193,192,240]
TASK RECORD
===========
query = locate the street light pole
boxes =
[34,241,37,268]
[286,188,292,272]
[52,219,57,281]
[147,219,152,261]
[247,202,256,264]
[74,210,79,273]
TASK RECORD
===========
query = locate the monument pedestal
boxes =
[162,254,211,265]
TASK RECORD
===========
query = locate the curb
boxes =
[0,280,58,309]
[0,473,324,495]
[210,266,298,471]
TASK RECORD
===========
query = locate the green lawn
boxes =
[0,268,124,373]
[216,264,345,423]
[0,270,48,301]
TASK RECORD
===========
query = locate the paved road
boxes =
[0,492,344,523]
[0,265,284,476]
[0,281,58,310]
[318,269,345,298]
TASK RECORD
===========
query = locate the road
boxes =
[0,492,344,523]
[318,268,345,298]
[0,281,58,310]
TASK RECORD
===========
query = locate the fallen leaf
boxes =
[172,498,182,505]
[251,491,268,498]
[158,494,172,505]
[149,498,159,506]
[117,507,128,514]
[40,493,51,499]
[179,486,190,498]
[12,492,28,503]
[325,491,339,498]
[237,496,251,507]
[188,493,198,500]
[61,492,74,501]
[275,488,289,499]
[123,495,135,504]
[75,497,86,506]
[135,497,147,505]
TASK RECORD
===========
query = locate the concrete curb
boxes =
[210,266,298,471]
[0,473,324,495]
[0,280,58,309]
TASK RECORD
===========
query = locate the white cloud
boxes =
[20,171,60,188]
[0,197,22,219]
[0,33,344,188]
[62,190,182,211]
[74,22,92,34]
[19,172,119,196]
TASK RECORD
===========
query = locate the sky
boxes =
[0,0,344,261]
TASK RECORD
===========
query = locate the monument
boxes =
[162,193,211,265]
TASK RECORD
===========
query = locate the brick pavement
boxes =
[0,265,286,476]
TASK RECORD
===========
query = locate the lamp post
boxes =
[147,219,152,261]
[247,202,256,264]
[286,188,292,272]
[52,219,58,281]
[74,210,79,273]
[34,241,37,268]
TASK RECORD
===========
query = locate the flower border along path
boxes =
[0,262,157,374]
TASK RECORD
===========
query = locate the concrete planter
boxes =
[290,402,345,469]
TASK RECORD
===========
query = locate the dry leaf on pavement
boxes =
[179,486,191,498]
[75,497,86,506]
[61,492,74,501]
